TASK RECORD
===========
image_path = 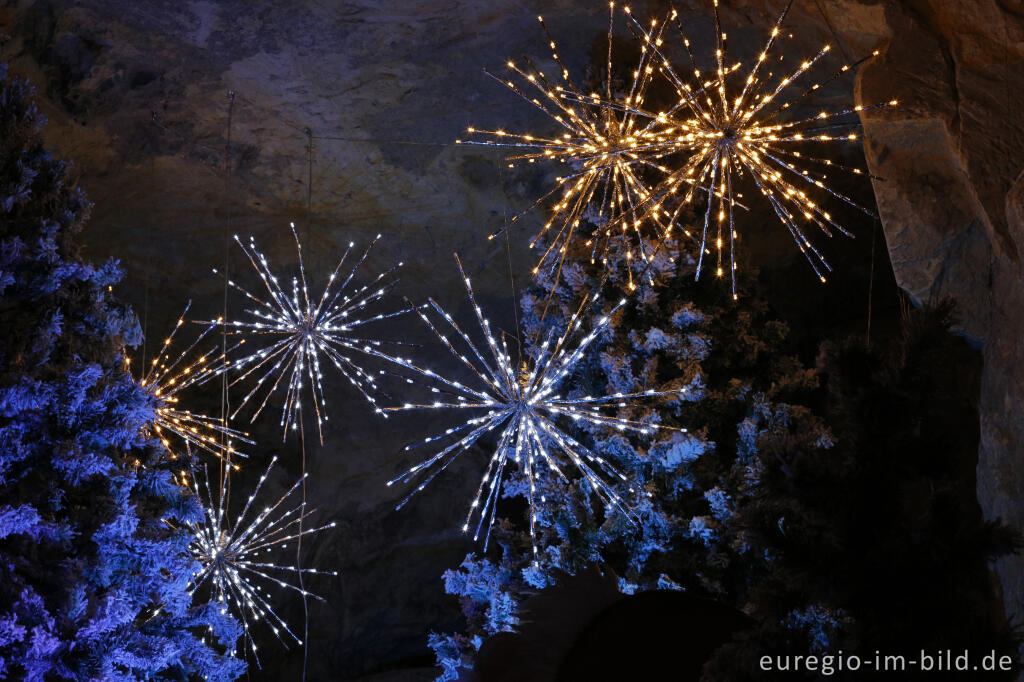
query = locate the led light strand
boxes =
[134,301,252,472]
[213,224,412,442]
[613,0,896,297]
[462,1,894,298]
[458,4,691,293]
[185,457,337,666]
[379,255,688,563]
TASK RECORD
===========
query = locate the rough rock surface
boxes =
[1,0,1022,679]
[851,0,1024,635]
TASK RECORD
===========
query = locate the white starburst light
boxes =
[215,224,411,442]
[381,256,687,563]
[186,457,337,664]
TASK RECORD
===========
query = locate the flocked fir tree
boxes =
[700,301,1021,680]
[0,65,244,680]
[427,198,842,679]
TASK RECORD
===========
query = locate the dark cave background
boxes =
[1,0,1021,679]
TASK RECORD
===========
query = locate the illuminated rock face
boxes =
[1,0,1022,678]
[850,0,1024,631]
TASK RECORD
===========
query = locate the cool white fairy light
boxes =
[187,457,337,664]
[381,256,688,563]
[135,301,252,466]
[215,224,410,442]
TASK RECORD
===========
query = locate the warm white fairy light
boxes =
[459,4,683,292]
[135,301,252,469]
[615,0,896,297]
[380,256,687,564]
[186,457,337,664]
[214,223,411,443]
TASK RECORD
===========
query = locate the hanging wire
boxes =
[812,0,852,62]
[496,130,523,358]
[866,218,877,347]
[138,108,166,374]
[296,124,314,682]
[141,253,150,373]
[503,217,522,360]
[215,92,243,677]
[812,0,879,344]
[305,127,314,245]
[220,91,236,514]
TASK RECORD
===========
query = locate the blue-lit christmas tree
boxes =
[0,65,244,680]
[427,208,840,678]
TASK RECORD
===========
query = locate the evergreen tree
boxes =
[699,303,1021,680]
[428,218,835,678]
[0,65,244,680]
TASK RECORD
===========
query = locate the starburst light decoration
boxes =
[462,1,895,298]
[381,256,688,564]
[458,4,683,292]
[135,301,252,468]
[215,223,410,443]
[187,457,337,664]
[617,0,897,296]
